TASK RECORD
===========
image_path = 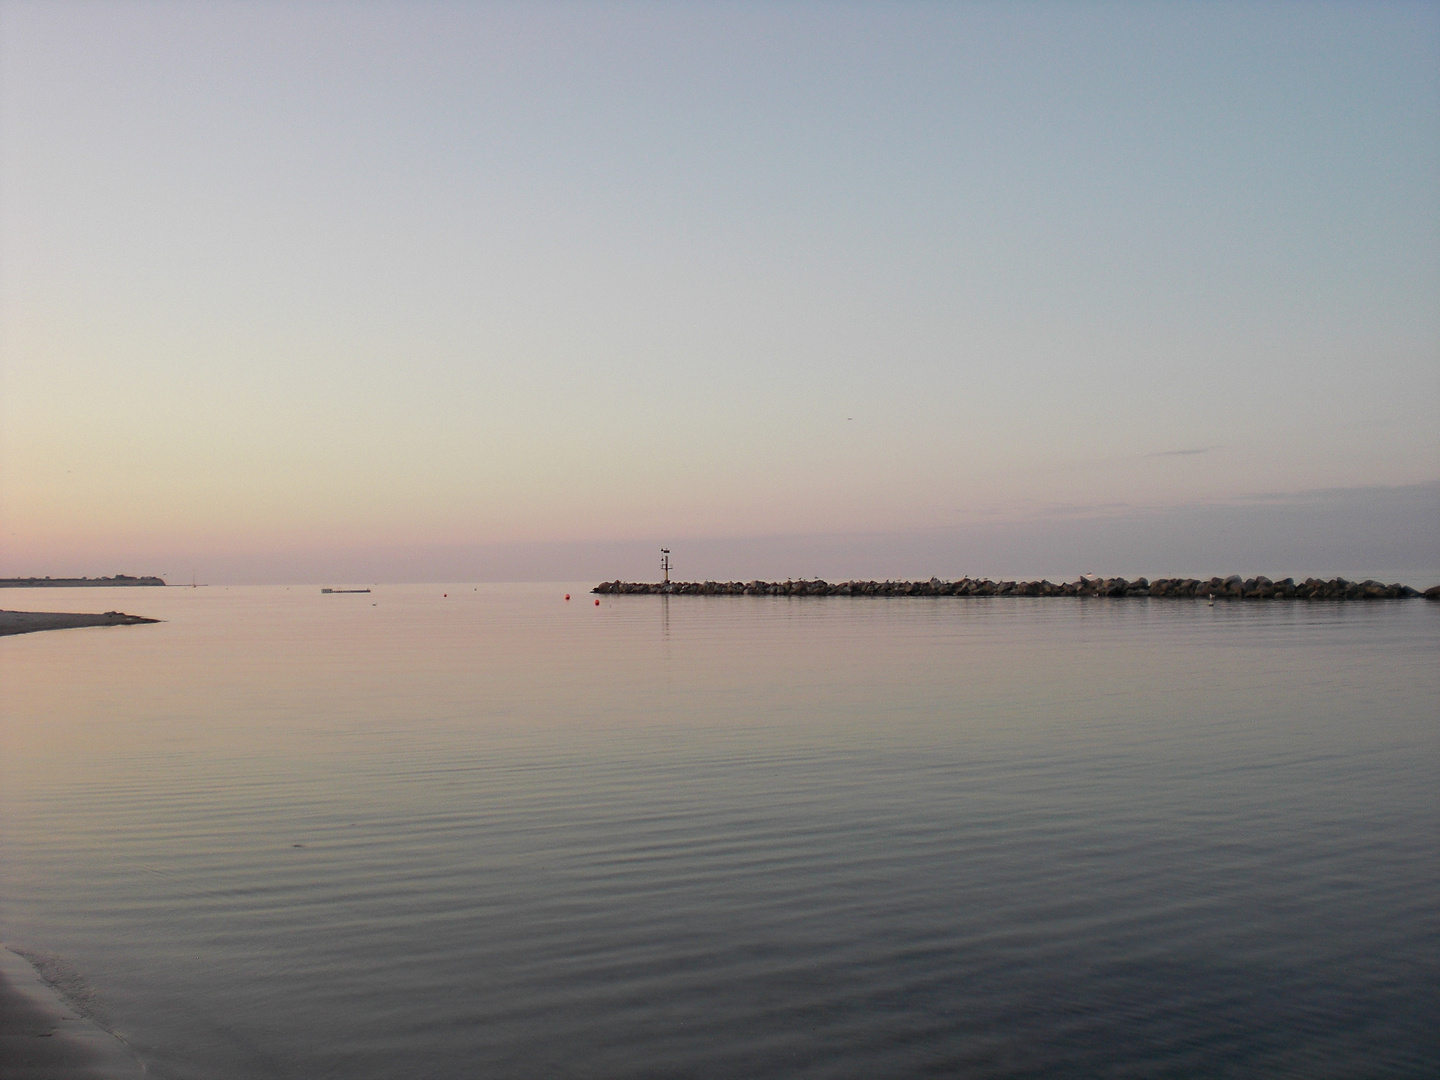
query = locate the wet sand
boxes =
[0,946,144,1079]
[0,611,160,637]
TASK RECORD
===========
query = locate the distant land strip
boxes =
[0,610,161,636]
[596,576,1440,600]
[0,575,166,587]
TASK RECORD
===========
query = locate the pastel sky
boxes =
[2,1,1437,583]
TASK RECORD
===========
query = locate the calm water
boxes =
[2,584,1437,1079]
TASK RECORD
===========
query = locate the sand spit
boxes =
[0,945,145,1079]
[0,611,161,636]
[595,576,1440,600]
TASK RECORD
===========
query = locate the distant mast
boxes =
[660,548,671,585]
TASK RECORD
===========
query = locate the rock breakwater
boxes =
[595,576,1439,600]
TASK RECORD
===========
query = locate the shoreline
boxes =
[0,576,165,588]
[0,611,161,637]
[0,945,145,1079]
[596,575,1440,600]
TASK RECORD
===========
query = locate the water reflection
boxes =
[1,587,1436,1080]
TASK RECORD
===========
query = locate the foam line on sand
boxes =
[0,945,145,1078]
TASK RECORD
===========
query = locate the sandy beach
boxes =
[0,611,160,637]
[0,946,144,1079]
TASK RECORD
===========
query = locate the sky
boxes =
[1,0,1437,584]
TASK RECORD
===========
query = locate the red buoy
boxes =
[564,594,570,601]
[594,599,600,606]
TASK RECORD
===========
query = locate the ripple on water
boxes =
[1,587,1437,1078]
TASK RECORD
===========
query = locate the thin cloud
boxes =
[1147,446,1216,458]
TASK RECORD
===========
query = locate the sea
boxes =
[1,583,1436,1079]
